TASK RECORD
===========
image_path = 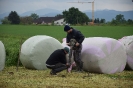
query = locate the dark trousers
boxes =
[69,44,83,71]
[46,63,68,74]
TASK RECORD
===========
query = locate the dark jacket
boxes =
[66,29,85,44]
[46,49,67,65]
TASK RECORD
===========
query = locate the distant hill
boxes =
[84,10,133,22]
[42,12,62,17]
[0,12,10,19]
[0,8,133,22]
[21,8,62,16]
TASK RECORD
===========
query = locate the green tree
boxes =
[115,14,126,23]
[111,18,118,25]
[30,13,39,20]
[78,13,89,25]
[94,18,97,23]
[1,17,11,24]
[127,19,133,25]
[96,18,100,23]
[8,11,20,24]
[20,16,33,25]
[100,19,106,23]
[62,7,89,25]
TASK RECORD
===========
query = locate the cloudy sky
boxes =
[0,0,133,14]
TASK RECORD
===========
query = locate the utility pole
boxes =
[68,0,95,24]
[92,1,94,23]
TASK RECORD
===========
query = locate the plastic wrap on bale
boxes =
[81,37,127,74]
[119,35,133,70]
[0,41,6,71]
[20,35,63,70]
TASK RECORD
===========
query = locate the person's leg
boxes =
[73,50,79,71]
[46,65,57,75]
[52,63,68,74]
[74,44,83,71]
[69,49,73,64]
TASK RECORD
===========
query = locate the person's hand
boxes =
[66,63,70,68]
[66,43,70,46]
[66,63,70,66]
[66,63,69,66]
[75,42,80,46]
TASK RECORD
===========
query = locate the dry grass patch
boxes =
[0,66,133,88]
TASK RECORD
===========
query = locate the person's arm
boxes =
[77,31,85,44]
[66,35,70,46]
[60,53,67,65]
[61,54,70,67]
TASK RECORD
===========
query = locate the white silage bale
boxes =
[20,35,63,70]
[0,41,6,71]
[119,35,133,70]
[81,37,127,74]
[62,38,69,48]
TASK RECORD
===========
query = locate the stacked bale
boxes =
[20,35,63,70]
[0,41,6,71]
[119,35,133,70]
[81,37,127,74]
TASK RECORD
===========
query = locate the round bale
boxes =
[0,41,6,71]
[119,35,133,70]
[81,37,127,74]
[20,35,63,70]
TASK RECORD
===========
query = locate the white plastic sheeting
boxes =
[62,37,127,74]
[119,35,133,70]
[62,38,69,48]
[20,35,63,70]
[0,41,6,71]
[81,37,127,74]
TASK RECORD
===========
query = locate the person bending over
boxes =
[46,47,69,75]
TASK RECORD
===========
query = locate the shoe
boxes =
[50,71,57,75]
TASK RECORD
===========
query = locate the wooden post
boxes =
[16,38,23,71]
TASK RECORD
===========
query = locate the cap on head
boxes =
[64,25,70,32]
[64,47,69,53]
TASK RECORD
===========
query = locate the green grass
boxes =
[0,25,133,40]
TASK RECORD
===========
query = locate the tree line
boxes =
[1,11,39,25]
[1,7,133,25]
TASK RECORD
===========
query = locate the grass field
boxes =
[0,25,133,88]
[0,25,133,40]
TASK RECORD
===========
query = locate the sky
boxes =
[0,0,133,14]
